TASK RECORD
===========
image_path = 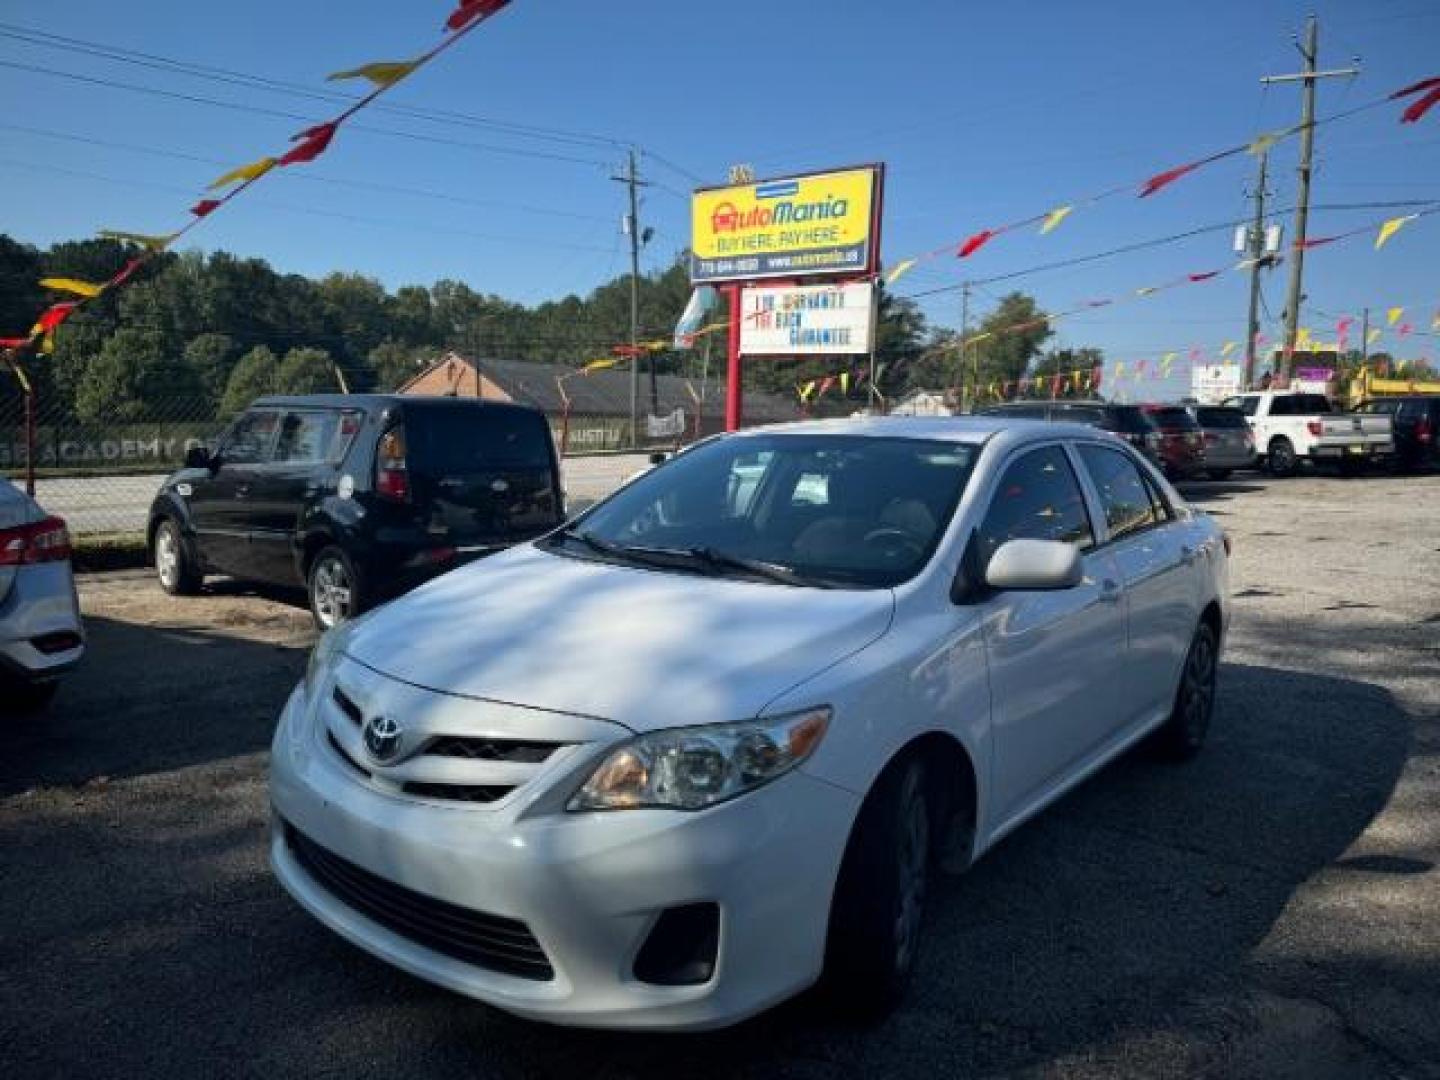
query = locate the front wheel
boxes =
[1152,621,1219,760]
[824,756,930,1018]
[307,546,366,631]
[1267,437,1298,477]
[154,519,202,596]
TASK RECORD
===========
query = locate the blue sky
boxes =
[2,0,1438,396]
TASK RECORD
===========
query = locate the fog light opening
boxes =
[633,902,719,987]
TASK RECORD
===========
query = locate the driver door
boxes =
[187,409,280,576]
[974,443,1129,827]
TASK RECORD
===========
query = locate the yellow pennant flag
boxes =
[1220,341,1237,358]
[1115,361,1126,378]
[327,59,422,88]
[1376,215,1416,250]
[1040,206,1073,235]
[1367,328,1382,345]
[98,229,178,250]
[798,380,815,403]
[839,371,850,395]
[1397,359,1409,374]
[209,156,277,190]
[39,277,104,298]
[1161,352,1176,375]
[885,258,918,286]
[1387,306,1404,326]
[582,358,621,373]
[1295,327,1313,349]
[1247,129,1285,157]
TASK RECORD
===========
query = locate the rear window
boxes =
[1357,400,1400,415]
[1273,394,1331,415]
[1107,407,1155,434]
[1145,407,1200,430]
[406,406,554,474]
[1195,407,1249,428]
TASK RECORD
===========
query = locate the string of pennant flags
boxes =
[0,0,516,357]
[883,74,1440,289]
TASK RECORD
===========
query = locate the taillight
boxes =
[0,515,72,566]
[1306,420,1323,437]
[1418,415,1433,443]
[375,425,410,503]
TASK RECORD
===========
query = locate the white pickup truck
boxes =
[1222,391,1393,476]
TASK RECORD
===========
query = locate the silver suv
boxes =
[1,480,84,713]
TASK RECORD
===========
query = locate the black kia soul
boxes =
[148,395,564,628]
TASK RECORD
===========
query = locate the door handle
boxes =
[1099,579,1123,603]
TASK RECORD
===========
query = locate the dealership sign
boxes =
[1191,364,1243,404]
[690,166,881,283]
[739,282,876,355]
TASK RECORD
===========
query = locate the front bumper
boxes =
[0,561,84,683]
[268,685,859,1030]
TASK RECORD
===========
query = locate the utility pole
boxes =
[1360,306,1370,366]
[958,281,971,413]
[612,148,652,445]
[1263,15,1359,381]
[1243,151,1270,391]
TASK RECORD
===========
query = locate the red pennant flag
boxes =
[958,229,996,258]
[1,337,31,349]
[816,375,836,399]
[280,122,338,166]
[1050,374,1062,397]
[1399,323,1413,337]
[1401,86,1440,124]
[446,0,509,32]
[1337,317,1354,336]
[1297,236,1339,250]
[1188,271,1219,283]
[1139,161,1201,198]
[1390,76,1440,100]
[1189,347,1203,362]
[107,259,145,288]
[1091,366,1103,390]
[190,199,222,218]
[36,303,78,332]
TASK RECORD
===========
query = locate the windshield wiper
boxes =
[557,528,696,571]
[685,546,826,588]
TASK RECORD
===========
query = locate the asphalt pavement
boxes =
[2,470,1438,1079]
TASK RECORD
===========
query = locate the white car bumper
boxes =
[268,686,860,1030]
[0,560,84,683]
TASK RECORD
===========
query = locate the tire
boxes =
[307,546,365,631]
[154,518,202,596]
[0,677,59,716]
[1267,437,1298,478]
[1206,469,1232,481]
[1152,621,1219,760]
[824,756,930,1018]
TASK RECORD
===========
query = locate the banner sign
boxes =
[1191,363,1243,404]
[645,408,686,438]
[690,166,881,283]
[740,282,877,355]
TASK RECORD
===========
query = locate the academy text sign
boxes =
[690,166,882,283]
[740,282,877,356]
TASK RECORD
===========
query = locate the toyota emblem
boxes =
[362,714,404,763]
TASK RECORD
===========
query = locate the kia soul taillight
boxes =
[0,515,72,566]
[375,425,410,502]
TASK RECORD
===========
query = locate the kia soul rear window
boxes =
[408,407,553,473]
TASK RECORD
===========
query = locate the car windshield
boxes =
[1147,406,1200,430]
[551,434,979,588]
[1195,407,1249,428]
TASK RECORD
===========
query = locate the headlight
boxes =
[569,707,830,812]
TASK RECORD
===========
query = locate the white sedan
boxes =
[269,416,1229,1030]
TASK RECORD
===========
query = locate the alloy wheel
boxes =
[311,557,353,628]
[156,526,179,589]
[893,766,929,975]
[1181,631,1217,746]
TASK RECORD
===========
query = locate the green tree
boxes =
[275,346,337,395]
[368,340,440,392]
[219,345,279,418]
[972,292,1054,391]
[74,328,199,422]
[183,333,238,413]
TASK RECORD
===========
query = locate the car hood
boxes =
[342,543,895,730]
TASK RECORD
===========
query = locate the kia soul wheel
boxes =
[308,547,364,630]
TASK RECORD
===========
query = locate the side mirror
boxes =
[648,451,669,466]
[184,446,212,470]
[985,538,1083,591]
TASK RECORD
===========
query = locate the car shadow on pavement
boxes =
[1176,480,1268,504]
[0,614,308,796]
[243,658,1412,1078]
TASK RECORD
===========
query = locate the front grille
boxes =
[284,822,553,981]
[424,736,559,764]
[332,687,363,726]
[402,781,513,803]
[327,732,371,778]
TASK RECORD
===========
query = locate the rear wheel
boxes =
[307,546,365,631]
[1267,437,1298,477]
[824,756,930,1018]
[1152,621,1218,760]
[154,519,202,596]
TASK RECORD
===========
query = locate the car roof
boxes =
[729,414,1116,448]
[249,394,544,416]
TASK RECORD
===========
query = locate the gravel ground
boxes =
[1,470,1437,1079]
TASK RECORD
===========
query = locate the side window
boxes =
[1077,445,1162,541]
[725,451,773,517]
[274,411,340,465]
[976,446,1094,565]
[220,411,280,466]
[1240,396,1259,417]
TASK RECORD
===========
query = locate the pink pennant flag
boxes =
[190,199,222,218]
[446,0,510,32]
[1399,323,1413,338]
[1187,271,1219,283]
[1139,161,1202,198]
[280,122,338,166]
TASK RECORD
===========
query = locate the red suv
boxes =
[1140,404,1207,479]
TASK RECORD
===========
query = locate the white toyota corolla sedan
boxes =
[269,416,1229,1030]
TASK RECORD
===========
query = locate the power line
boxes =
[0,122,613,224]
[0,59,614,168]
